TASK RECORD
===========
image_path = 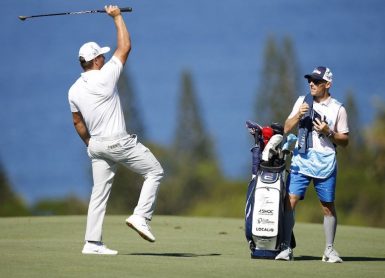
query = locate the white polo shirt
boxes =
[68,56,126,137]
[288,95,349,152]
[288,95,349,178]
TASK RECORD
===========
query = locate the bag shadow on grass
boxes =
[295,256,385,262]
[126,253,221,257]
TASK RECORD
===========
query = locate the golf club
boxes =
[18,7,133,21]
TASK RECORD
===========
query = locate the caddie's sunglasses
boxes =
[308,79,326,85]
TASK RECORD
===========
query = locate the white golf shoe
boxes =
[322,246,343,263]
[126,215,156,242]
[275,244,294,261]
[82,241,118,255]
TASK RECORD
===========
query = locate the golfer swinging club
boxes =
[68,5,164,255]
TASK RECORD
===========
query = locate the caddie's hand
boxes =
[313,118,329,136]
[297,103,309,119]
[105,5,121,17]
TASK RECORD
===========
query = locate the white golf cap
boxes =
[78,42,110,62]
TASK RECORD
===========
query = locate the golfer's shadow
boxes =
[127,252,221,258]
[295,256,385,262]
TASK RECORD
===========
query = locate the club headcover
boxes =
[282,133,298,151]
[246,120,262,135]
[262,126,274,145]
[262,134,283,161]
[270,122,284,135]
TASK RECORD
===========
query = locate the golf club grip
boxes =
[120,7,133,12]
[98,7,132,13]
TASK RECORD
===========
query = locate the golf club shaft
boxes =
[19,7,132,21]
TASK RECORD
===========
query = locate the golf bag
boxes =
[244,121,296,259]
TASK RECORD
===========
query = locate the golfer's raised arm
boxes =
[105,5,131,65]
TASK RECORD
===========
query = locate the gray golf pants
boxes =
[85,133,164,242]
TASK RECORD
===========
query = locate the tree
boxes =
[0,161,30,216]
[32,195,87,215]
[156,70,222,215]
[118,67,146,139]
[254,36,300,125]
[344,90,363,148]
[366,100,385,183]
[338,100,385,227]
[173,71,216,163]
[365,101,385,226]
[337,90,364,166]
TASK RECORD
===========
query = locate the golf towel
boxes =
[297,94,313,154]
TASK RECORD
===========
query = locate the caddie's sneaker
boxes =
[275,245,294,261]
[322,247,343,263]
[126,215,156,242]
[82,241,118,255]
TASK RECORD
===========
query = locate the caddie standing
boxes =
[275,66,349,262]
[68,5,163,255]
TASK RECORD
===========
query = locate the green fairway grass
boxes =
[0,216,384,278]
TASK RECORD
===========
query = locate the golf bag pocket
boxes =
[245,165,286,259]
[252,172,281,243]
